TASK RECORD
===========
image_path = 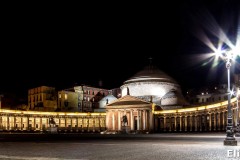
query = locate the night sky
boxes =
[1,0,239,97]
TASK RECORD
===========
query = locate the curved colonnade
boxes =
[0,98,238,133]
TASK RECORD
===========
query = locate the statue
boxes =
[122,115,128,126]
[49,118,56,127]
[47,117,58,134]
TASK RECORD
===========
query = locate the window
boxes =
[87,97,90,101]
[65,93,68,100]
[59,94,61,99]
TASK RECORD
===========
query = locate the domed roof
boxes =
[124,65,177,84]
[99,94,118,108]
[99,94,117,102]
[162,91,177,99]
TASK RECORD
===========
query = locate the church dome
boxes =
[99,94,117,108]
[120,65,185,108]
[124,66,177,84]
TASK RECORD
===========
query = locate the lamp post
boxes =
[223,50,237,146]
[235,85,240,137]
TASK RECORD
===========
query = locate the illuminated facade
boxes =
[28,86,57,111]
[0,98,238,133]
[0,110,106,132]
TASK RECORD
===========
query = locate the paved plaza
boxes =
[0,132,239,160]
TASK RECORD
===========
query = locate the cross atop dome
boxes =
[148,57,153,65]
[148,57,154,72]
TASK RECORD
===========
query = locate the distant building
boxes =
[58,85,111,112]
[28,86,57,111]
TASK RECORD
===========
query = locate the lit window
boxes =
[65,93,68,100]
[59,94,61,99]
[92,98,94,102]
[87,97,90,101]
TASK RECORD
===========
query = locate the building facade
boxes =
[28,86,57,111]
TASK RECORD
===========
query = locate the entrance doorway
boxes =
[134,116,137,130]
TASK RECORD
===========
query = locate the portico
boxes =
[106,95,156,133]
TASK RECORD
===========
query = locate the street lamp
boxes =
[235,90,240,137]
[219,49,238,146]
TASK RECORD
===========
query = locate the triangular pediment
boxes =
[107,95,151,106]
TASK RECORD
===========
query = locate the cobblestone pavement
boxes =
[0,133,239,160]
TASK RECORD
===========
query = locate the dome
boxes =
[162,91,177,99]
[99,94,117,108]
[120,65,185,108]
[124,66,177,84]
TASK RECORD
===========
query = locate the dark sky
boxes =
[1,0,239,97]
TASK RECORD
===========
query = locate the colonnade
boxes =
[0,111,106,132]
[154,102,240,132]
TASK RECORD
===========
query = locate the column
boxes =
[190,115,192,132]
[149,111,153,131]
[163,116,166,132]
[0,116,2,130]
[118,111,121,131]
[59,117,61,128]
[106,111,109,130]
[82,117,84,131]
[185,116,188,131]
[180,116,182,132]
[169,117,172,132]
[93,117,95,132]
[199,115,202,131]
[139,110,142,130]
[14,116,16,130]
[222,111,225,130]
[218,112,221,130]
[20,117,23,130]
[195,115,198,131]
[130,110,134,130]
[65,118,67,127]
[27,116,29,130]
[137,110,140,130]
[145,110,148,130]
[87,117,90,132]
[76,117,79,128]
[40,117,42,131]
[7,115,9,130]
[143,110,146,130]
[174,116,177,131]
[34,117,36,130]
[214,112,216,131]
[209,113,212,131]
[204,113,207,131]
[112,112,115,130]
